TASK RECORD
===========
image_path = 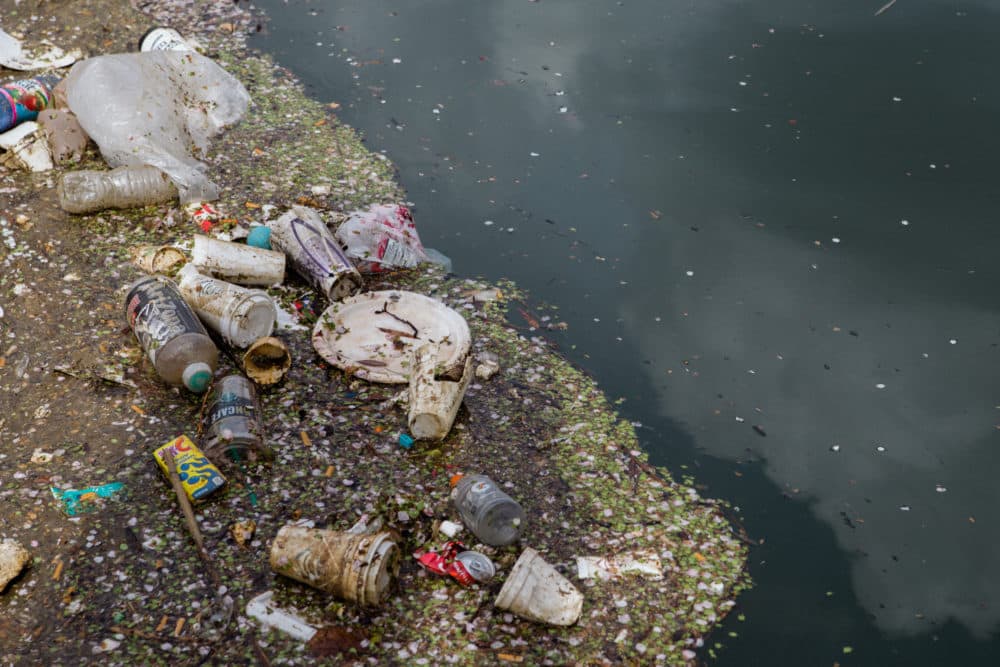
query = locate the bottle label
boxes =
[125,278,207,365]
[379,238,421,268]
[0,77,54,129]
[141,28,193,52]
[207,393,255,429]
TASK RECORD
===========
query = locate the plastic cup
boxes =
[178,265,275,348]
[191,234,285,287]
[494,547,583,626]
[269,526,399,607]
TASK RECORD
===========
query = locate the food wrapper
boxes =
[154,435,226,502]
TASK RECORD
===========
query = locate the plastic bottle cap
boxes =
[246,226,272,250]
[449,473,465,488]
[182,362,213,393]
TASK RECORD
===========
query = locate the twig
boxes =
[374,301,419,338]
[110,625,205,645]
[874,0,897,16]
[162,451,222,589]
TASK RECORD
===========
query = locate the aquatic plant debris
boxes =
[0,0,747,665]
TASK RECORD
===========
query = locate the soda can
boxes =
[267,206,362,302]
[138,27,194,53]
[455,550,496,583]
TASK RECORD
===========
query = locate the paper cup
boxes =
[191,234,285,287]
[242,336,291,385]
[495,547,583,626]
[269,526,399,607]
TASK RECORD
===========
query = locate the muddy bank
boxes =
[0,1,749,664]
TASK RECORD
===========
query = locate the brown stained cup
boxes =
[269,526,399,607]
[130,245,187,274]
[242,336,291,385]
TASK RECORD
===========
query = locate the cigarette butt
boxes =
[498,654,523,663]
[52,559,63,581]
[131,405,145,416]
[324,465,334,477]
[300,431,311,447]
[173,617,185,637]
[155,615,169,632]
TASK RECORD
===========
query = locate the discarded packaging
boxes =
[139,27,196,53]
[268,206,363,301]
[415,541,495,586]
[177,264,276,348]
[408,343,473,440]
[190,234,285,287]
[246,225,272,250]
[312,290,471,384]
[0,74,60,133]
[439,520,463,538]
[576,550,664,581]
[64,51,249,203]
[334,203,429,272]
[246,591,317,642]
[204,374,271,461]
[0,539,30,592]
[124,276,218,392]
[0,121,53,172]
[153,435,226,503]
[187,201,220,232]
[230,519,257,549]
[59,164,177,214]
[269,526,400,607]
[451,474,526,547]
[241,336,291,385]
[37,109,88,164]
[475,352,501,380]
[0,28,79,71]
[130,244,186,274]
[50,481,125,516]
[495,547,584,627]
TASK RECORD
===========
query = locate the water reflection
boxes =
[251,0,1000,651]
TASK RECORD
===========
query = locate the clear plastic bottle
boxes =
[204,374,272,461]
[450,474,526,547]
[124,276,218,393]
[58,164,177,214]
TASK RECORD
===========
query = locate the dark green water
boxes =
[249,0,1000,663]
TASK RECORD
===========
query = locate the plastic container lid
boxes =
[182,362,213,393]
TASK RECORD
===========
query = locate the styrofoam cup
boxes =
[191,234,285,287]
[408,343,472,440]
[242,336,291,385]
[494,547,583,626]
[178,264,275,348]
[269,526,399,607]
[131,244,186,274]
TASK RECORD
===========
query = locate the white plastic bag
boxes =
[334,203,430,273]
[64,51,249,203]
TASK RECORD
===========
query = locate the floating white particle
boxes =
[935,485,947,493]
[432,108,440,114]
[810,263,818,270]
[830,445,840,452]
[735,416,745,422]
[892,96,902,102]
[555,90,565,96]
[685,270,694,277]
[901,219,910,226]
[899,505,911,511]
[483,220,494,226]
[530,152,540,157]
[875,383,886,389]
[831,237,841,243]
[738,81,748,86]
[876,445,886,452]
[392,57,402,64]
[949,339,957,345]
[929,163,937,169]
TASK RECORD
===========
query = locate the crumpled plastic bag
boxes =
[63,51,249,203]
[334,203,430,273]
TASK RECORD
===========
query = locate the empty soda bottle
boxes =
[204,374,271,461]
[0,74,60,133]
[124,276,218,393]
[450,474,526,547]
[58,165,178,214]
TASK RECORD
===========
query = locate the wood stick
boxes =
[162,450,205,553]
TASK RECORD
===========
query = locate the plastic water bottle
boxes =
[0,74,60,133]
[124,276,218,393]
[58,165,178,214]
[450,474,526,546]
[204,374,271,461]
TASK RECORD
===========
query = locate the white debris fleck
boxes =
[875,383,886,389]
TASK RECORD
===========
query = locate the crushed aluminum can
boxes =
[414,541,494,586]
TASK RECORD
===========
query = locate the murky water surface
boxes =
[251,0,1000,662]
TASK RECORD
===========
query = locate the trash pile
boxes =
[0,16,748,665]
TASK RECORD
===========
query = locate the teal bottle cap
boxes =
[182,362,213,393]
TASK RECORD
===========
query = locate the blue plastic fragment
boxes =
[50,481,125,516]
[398,434,415,449]
[246,226,272,250]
